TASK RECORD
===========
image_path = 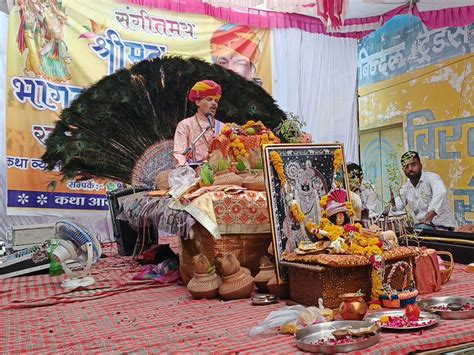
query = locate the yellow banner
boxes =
[6,0,272,214]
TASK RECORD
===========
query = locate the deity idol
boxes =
[281,159,326,252]
[17,0,71,82]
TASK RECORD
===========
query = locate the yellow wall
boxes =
[359,53,474,225]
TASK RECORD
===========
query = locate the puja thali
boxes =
[365,310,440,330]
[295,320,380,353]
[418,296,474,320]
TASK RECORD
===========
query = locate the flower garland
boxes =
[345,201,355,217]
[369,267,384,310]
[221,120,278,161]
[289,201,305,223]
[269,151,286,186]
[333,148,343,172]
[229,137,249,160]
[368,254,385,310]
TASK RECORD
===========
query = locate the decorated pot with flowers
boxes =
[209,120,280,165]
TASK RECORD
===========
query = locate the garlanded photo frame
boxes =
[262,143,350,283]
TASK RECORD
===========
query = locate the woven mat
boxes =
[283,246,415,268]
[1,247,474,353]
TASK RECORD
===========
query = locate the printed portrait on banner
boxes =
[210,23,263,84]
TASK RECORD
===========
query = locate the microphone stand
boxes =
[182,124,212,163]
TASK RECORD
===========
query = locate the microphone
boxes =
[205,112,214,130]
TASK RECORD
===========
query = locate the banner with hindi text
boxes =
[6,0,272,214]
[358,15,474,226]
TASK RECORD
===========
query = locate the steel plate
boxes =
[294,321,380,353]
[418,296,474,320]
[365,310,440,330]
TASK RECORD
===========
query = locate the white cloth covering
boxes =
[271,28,359,163]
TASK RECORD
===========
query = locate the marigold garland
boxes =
[345,201,355,217]
[319,195,329,209]
[289,201,305,223]
[333,148,343,171]
[269,151,286,186]
[229,137,249,160]
[369,268,384,310]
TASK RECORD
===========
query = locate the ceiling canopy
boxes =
[127,0,474,38]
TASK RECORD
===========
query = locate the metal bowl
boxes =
[365,310,440,330]
[294,321,380,353]
[418,296,474,320]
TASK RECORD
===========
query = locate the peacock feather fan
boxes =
[42,56,286,184]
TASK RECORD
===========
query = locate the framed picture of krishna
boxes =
[262,143,351,283]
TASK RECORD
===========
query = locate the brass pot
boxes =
[338,293,368,320]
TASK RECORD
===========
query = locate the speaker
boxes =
[107,187,148,256]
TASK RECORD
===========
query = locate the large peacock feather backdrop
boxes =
[42,56,286,185]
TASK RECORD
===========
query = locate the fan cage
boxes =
[54,221,102,262]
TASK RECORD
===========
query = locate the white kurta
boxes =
[394,171,457,228]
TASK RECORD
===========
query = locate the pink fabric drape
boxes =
[123,0,474,38]
[415,5,474,30]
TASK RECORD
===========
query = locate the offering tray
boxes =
[365,310,440,330]
[251,294,278,305]
[418,296,474,320]
[294,320,380,353]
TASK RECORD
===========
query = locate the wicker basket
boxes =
[179,224,272,285]
[380,261,418,308]
[437,251,454,285]
[281,261,372,309]
[282,257,413,309]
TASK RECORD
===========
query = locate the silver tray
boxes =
[418,296,474,320]
[251,294,278,305]
[294,320,380,353]
[365,310,440,330]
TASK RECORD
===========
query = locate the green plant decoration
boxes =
[217,158,230,172]
[200,163,215,186]
[236,158,246,172]
[385,143,404,194]
[275,112,306,143]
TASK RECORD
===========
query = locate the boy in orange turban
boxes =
[173,80,224,166]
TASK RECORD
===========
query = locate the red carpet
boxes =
[1,244,473,353]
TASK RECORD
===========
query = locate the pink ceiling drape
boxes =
[123,0,474,38]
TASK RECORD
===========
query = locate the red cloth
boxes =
[1,246,474,353]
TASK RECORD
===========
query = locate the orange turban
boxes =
[210,24,261,65]
[188,80,222,102]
